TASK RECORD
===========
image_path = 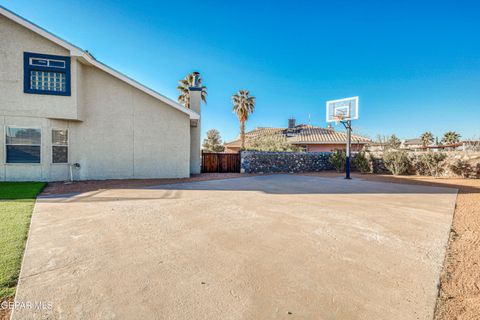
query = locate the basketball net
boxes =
[333,115,345,125]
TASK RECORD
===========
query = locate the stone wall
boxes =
[240,151,333,173]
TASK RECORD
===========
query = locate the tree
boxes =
[442,131,461,144]
[386,134,401,149]
[420,131,434,147]
[177,71,207,108]
[202,129,225,152]
[374,135,389,151]
[246,133,301,152]
[232,90,256,149]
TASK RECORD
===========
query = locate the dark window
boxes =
[52,129,68,163]
[24,52,71,96]
[52,146,68,163]
[6,127,41,163]
[6,146,41,163]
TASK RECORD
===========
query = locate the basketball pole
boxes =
[343,120,352,180]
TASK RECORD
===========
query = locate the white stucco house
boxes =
[0,6,202,181]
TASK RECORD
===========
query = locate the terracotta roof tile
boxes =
[225,125,371,146]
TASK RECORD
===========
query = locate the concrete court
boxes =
[13,174,457,320]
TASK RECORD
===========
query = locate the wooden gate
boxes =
[201,152,240,173]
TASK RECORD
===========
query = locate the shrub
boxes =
[450,159,473,178]
[329,150,346,173]
[415,152,447,177]
[353,151,371,173]
[383,150,410,175]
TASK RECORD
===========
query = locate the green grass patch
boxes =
[0,182,46,299]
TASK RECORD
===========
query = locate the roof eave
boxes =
[0,5,199,120]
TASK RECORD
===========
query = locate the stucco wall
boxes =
[0,116,70,181]
[0,14,193,181]
[0,14,81,120]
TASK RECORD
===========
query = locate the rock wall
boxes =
[240,151,333,173]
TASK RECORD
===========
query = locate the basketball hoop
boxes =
[326,96,359,180]
[333,115,345,125]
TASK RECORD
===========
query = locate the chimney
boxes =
[188,72,202,113]
[188,72,202,174]
[288,118,296,129]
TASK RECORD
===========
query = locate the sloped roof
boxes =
[225,125,371,147]
[404,138,423,145]
[0,5,199,120]
[289,126,371,144]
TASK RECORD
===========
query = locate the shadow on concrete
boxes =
[35,174,472,204]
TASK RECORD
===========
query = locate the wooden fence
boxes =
[201,152,240,173]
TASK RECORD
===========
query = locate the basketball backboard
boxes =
[326,96,359,123]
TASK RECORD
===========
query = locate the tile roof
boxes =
[404,138,423,145]
[225,125,371,147]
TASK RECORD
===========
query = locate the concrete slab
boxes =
[13,175,457,319]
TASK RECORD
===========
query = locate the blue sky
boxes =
[3,0,479,142]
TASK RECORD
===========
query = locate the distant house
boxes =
[461,140,480,151]
[402,138,424,150]
[401,138,475,152]
[224,120,371,153]
[0,6,202,181]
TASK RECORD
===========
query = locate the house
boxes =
[224,119,371,153]
[402,138,469,152]
[402,138,424,150]
[0,6,202,181]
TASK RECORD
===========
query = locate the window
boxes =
[5,127,41,163]
[52,129,68,163]
[24,52,71,96]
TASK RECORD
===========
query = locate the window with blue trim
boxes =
[24,52,71,96]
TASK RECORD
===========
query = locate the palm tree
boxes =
[177,71,207,108]
[420,131,434,147]
[232,90,256,149]
[387,134,401,149]
[442,131,461,144]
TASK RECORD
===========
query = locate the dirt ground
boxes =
[304,172,480,320]
[0,297,13,320]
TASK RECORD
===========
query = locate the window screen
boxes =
[6,127,41,163]
[52,129,68,163]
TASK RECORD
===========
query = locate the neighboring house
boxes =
[461,140,480,151]
[224,119,371,153]
[402,138,424,150]
[0,6,202,181]
[402,138,473,152]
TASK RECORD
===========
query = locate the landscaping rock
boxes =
[240,151,334,173]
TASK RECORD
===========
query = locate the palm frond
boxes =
[177,71,207,107]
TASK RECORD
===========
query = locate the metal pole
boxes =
[345,120,352,179]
